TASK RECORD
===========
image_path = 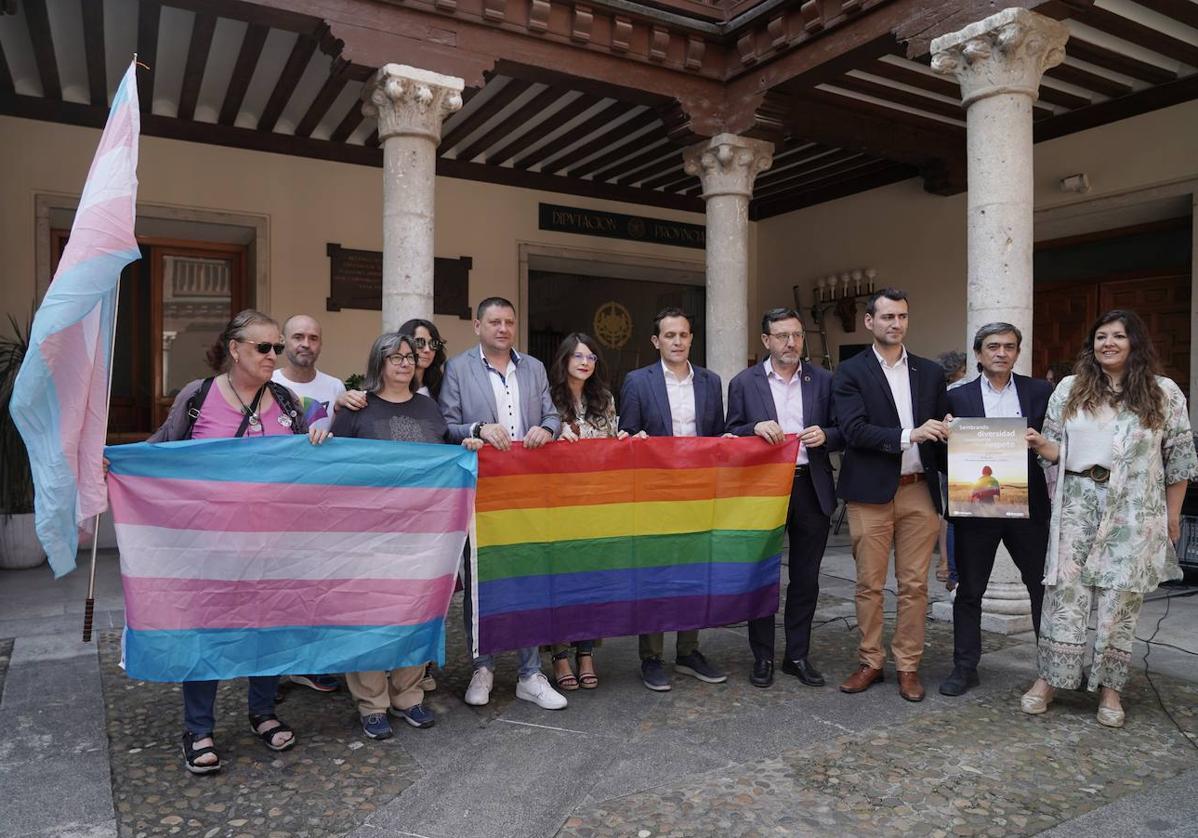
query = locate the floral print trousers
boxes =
[1037,476,1144,692]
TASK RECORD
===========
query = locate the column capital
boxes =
[683,133,774,200]
[930,8,1068,107]
[362,64,464,143]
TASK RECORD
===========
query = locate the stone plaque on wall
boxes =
[325,243,472,319]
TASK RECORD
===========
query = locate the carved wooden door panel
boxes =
[1099,273,1191,400]
[1032,282,1097,378]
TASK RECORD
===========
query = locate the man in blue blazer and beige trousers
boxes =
[619,306,729,692]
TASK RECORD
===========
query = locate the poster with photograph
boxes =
[947,417,1029,519]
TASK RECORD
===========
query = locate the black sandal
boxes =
[248,713,296,752]
[182,731,221,775]
[576,651,599,690]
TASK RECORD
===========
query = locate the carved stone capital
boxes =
[362,64,465,143]
[683,133,774,200]
[930,8,1067,107]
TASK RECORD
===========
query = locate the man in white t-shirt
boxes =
[273,314,362,433]
[272,313,363,693]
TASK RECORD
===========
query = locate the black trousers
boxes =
[951,518,1048,671]
[748,469,830,663]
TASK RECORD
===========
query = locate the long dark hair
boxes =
[548,333,613,429]
[206,309,277,373]
[399,318,446,399]
[1062,309,1165,430]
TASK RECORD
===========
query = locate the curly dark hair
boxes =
[548,332,614,431]
[1062,309,1165,430]
[399,318,446,399]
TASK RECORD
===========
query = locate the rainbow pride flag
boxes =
[105,436,475,682]
[470,436,798,655]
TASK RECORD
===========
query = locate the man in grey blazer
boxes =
[439,297,566,711]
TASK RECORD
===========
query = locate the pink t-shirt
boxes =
[191,388,292,440]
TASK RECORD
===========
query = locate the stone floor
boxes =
[2,535,1197,838]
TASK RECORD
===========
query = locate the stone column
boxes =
[362,65,464,332]
[931,10,1067,634]
[683,134,773,395]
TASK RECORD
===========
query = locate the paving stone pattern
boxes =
[0,637,13,700]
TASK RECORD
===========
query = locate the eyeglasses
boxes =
[411,337,446,352]
[571,352,599,363]
[768,331,804,343]
[385,353,417,366]
[238,339,285,355]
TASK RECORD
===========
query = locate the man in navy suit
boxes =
[726,308,842,688]
[832,289,949,702]
[940,322,1053,696]
[619,306,728,692]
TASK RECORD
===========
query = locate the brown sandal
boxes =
[552,653,579,691]
[577,651,598,689]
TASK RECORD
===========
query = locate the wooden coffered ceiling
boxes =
[0,0,1195,220]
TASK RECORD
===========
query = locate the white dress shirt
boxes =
[481,347,525,440]
[662,361,697,437]
[765,358,807,465]
[873,345,922,475]
[981,374,1022,418]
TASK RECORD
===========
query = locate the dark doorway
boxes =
[527,270,706,400]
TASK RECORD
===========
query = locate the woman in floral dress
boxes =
[1023,309,1198,727]
[544,332,629,691]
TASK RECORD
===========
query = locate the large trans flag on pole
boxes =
[470,436,798,656]
[11,61,141,577]
[105,436,476,682]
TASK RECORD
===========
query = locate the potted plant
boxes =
[0,314,46,569]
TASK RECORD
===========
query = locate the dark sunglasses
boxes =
[238,339,285,355]
[411,337,446,352]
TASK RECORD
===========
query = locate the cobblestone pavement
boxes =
[0,638,13,698]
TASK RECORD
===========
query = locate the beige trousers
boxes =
[345,665,424,716]
[847,481,940,671]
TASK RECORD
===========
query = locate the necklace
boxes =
[226,374,262,430]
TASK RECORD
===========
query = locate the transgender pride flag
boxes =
[105,436,475,682]
[11,60,141,577]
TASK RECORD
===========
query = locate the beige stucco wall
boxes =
[0,115,716,380]
[756,98,1198,367]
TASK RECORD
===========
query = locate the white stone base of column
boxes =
[930,545,1035,636]
[931,600,1034,635]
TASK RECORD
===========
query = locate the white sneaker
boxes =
[516,672,568,710]
[465,667,493,706]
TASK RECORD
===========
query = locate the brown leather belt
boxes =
[1066,465,1111,483]
[898,473,925,486]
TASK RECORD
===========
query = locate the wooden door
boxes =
[1100,272,1191,400]
[1032,281,1097,377]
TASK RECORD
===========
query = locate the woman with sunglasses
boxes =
[399,318,448,400]
[331,332,483,740]
[148,309,331,775]
[543,333,629,691]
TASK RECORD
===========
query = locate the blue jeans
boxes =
[461,549,541,679]
[182,677,278,736]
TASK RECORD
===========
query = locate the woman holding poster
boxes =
[1023,310,1198,728]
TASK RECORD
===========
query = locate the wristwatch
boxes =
[471,422,483,439]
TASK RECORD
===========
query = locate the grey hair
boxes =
[936,350,967,379]
[972,322,1023,353]
[207,309,278,372]
[362,332,415,393]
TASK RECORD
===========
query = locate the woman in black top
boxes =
[331,332,481,741]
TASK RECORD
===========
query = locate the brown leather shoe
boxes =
[839,664,884,694]
[898,671,925,702]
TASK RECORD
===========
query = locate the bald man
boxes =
[273,314,362,433]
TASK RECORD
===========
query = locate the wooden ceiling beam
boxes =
[866,59,960,99]
[1046,62,1132,98]
[219,22,268,126]
[295,60,350,138]
[754,153,873,200]
[750,163,916,220]
[632,161,688,189]
[0,38,12,96]
[439,78,532,153]
[1035,72,1198,142]
[455,85,566,163]
[81,0,107,106]
[513,101,630,170]
[157,0,321,35]
[177,12,217,121]
[829,74,965,121]
[1065,4,1198,68]
[136,1,161,114]
[590,141,678,183]
[642,169,696,192]
[752,146,844,190]
[486,93,597,166]
[24,0,60,101]
[1131,0,1198,31]
[1067,38,1176,85]
[545,110,659,175]
[258,30,321,132]
[617,152,688,187]
[328,99,365,143]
